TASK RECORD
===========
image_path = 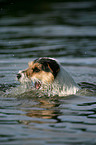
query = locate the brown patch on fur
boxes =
[47,63,53,74]
[56,68,60,73]
[32,63,42,70]
[24,62,54,84]
[28,61,34,67]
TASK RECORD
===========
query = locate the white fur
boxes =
[51,65,80,96]
[17,59,80,96]
[17,71,30,84]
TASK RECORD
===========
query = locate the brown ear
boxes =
[46,61,60,78]
[28,61,34,67]
[47,63,54,74]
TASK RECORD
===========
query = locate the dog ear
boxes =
[47,60,60,78]
[28,61,34,67]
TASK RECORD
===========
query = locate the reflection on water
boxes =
[1,93,96,144]
[0,0,96,144]
[23,97,61,121]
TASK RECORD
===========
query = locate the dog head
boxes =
[17,57,60,89]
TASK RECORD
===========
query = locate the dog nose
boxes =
[17,73,21,79]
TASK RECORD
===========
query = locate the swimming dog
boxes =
[17,57,80,96]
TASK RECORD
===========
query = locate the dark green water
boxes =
[0,1,96,144]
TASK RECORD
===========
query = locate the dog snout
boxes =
[17,73,21,79]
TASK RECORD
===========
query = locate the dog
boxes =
[17,57,80,96]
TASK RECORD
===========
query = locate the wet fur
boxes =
[17,57,80,96]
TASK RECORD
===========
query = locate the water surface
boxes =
[0,1,96,144]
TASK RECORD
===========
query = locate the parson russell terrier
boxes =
[17,57,80,96]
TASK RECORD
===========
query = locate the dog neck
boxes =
[50,65,80,96]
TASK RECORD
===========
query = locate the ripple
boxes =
[0,1,96,144]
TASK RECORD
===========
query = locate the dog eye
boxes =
[33,67,40,72]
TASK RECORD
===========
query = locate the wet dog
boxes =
[17,57,80,96]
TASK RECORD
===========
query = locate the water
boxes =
[0,1,96,144]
